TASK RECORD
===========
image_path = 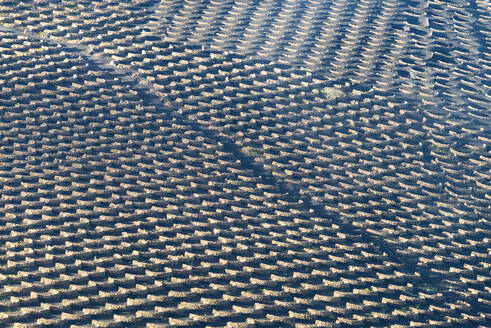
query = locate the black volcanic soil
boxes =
[0,1,490,327]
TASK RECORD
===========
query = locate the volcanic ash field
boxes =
[0,1,490,327]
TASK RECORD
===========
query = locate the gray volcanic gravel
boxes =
[0,1,490,328]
